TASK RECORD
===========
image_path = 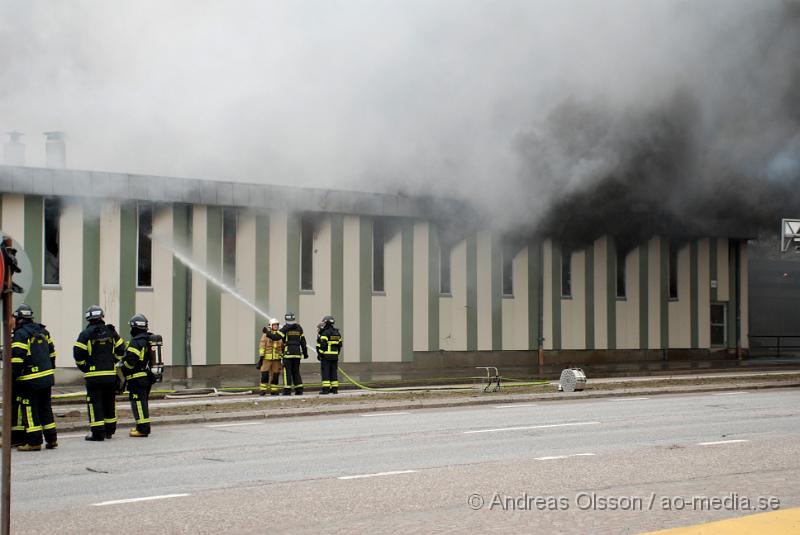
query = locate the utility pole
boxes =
[1,236,15,535]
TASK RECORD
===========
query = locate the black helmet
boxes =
[85,305,104,321]
[13,303,33,320]
[321,315,335,326]
[285,312,296,322]
[129,314,149,330]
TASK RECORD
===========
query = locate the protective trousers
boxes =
[86,382,117,439]
[128,379,152,435]
[320,360,339,393]
[260,365,281,394]
[19,386,57,447]
[11,394,26,446]
[282,358,303,394]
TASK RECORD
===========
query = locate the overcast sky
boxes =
[2,1,797,228]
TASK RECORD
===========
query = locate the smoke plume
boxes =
[1,1,798,245]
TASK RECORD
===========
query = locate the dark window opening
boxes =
[373,219,385,292]
[561,249,572,297]
[440,243,451,294]
[616,248,627,298]
[43,198,60,285]
[223,208,237,286]
[137,203,153,287]
[502,246,514,296]
[710,303,726,346]
[300,215,314,291]
[669,242,679,299]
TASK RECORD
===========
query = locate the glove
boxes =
[256,356,263,369]
[303,353,309,359]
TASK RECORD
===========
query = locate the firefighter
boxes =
[73,305,126,441]
[11,304,58,451]
[265,312,308,395]
[316,315,342,395]
[122,314,155,437]
[257,318,284,396]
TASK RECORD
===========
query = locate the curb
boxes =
[50,380,800,433]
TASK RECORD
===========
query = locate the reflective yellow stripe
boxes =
[10,357,24,364]
[11,341,30,350]
[114,338,124,348]
[127,346,146,359]
[103,417,117,423]
[135,400,145,422]
[123,361,135,369]
[18,369,55,381]
[50,352,57,357]
[74,342,88,350]
[128,372,148,379]
[43,422,56,430]
[75,360,86,365]
[84,370,116,378]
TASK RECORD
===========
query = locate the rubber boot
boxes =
[295,388,303,396]
[85,433,104,442]
[130,428,149,438]
[320,387,330,395]
[17,444,42,451]
[45,441,58,449]
[330,387,338,394]
[282,389,293,396]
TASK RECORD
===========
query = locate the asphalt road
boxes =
[9,389,800,534]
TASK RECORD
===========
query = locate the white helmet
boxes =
[269,318,279,326]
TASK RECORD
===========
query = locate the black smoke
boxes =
[510,1,800,251]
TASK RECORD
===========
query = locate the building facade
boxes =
[0,165,749,376]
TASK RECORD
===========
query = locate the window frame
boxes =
[372,219,385,293]
[42,197,61,286]
[136,202,153,289]
[300,215,315,292]
[561,248,572,298]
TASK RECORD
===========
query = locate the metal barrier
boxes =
[749,335,800,358]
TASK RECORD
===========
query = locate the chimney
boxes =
[4,131,25,166]
[43,131,66,168]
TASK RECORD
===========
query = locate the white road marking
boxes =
[712,391,748,396]
[360,412,411,417]
[92,493,190,506]
[535,453,596,461]
[59,433,88,439]
[493,403,539,409]
[464,421,601,434]
[206,421,264,428]
[607,397,650,401]
[697,439,749,446]
[338,470,418,480]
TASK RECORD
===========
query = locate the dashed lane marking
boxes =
[338,470,418,480]
[535,453,597,461]
[697,439,749,446]
[206,421,264,428]
[463,421,601,434]
[92,493,190,506]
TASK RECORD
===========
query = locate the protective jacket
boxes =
[122,331,154,383]
[258,333,284,371]
[73,321,125,384]
[267,323,308,359]
[11,322,56,390]
[316,325,342,361]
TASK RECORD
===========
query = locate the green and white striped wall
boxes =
[0,192,750,368]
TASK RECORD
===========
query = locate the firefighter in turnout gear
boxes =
[257,318,284,395]
[73,305,126,441]
[316,315,342,395]
[122,314,155,437]
[11,304,58,451]
[265,312,308,395]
